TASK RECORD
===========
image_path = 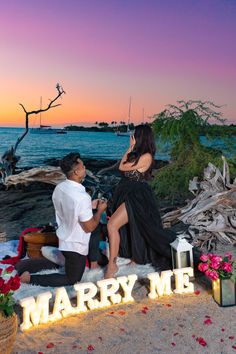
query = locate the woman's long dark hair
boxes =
[124,124,156,169]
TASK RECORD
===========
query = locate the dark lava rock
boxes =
[0,187,55,240]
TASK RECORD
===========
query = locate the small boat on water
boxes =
[31,125,67,135]
[116,128,133,137]
[30,97,67,135]
[116,96,134,137]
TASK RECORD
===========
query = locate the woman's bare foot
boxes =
[104,263,118,279]
[20,271,31,284]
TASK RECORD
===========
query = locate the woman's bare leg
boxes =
[104,203,128,279]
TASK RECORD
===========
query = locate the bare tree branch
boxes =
[0,84,65,182]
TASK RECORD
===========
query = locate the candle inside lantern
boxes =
[180,251,190,269]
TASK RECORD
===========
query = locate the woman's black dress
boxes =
[112,170,176,268]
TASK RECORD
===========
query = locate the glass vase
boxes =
[212,277,236,307]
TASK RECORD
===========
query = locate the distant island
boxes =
[64,122,135,133]
[64,122,236,135]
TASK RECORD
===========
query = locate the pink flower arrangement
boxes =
[198,253,235,281]
[0,265,21,317]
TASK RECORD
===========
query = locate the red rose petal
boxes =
[194,290,200,295]
[46,343,55,349]
[174,333,179,336]
[196,337,207,347]
[229,336,235,340]
[6,265,14,273]
[143,306,149,310]
[204,319,212,325]
[171,342,176,346]
[220,339,224,342]
[87,345,95,351]
[38,352,44,354]
[232,345,236,350]
[118,310,126,315]
[192,335,196,339]
[141,309,147,314]
[221,328,225,332]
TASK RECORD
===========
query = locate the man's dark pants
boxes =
[15,226,101,287]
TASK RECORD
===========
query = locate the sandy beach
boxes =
[13,262,236,354]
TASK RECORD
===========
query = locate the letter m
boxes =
[20,292,52,330]
[147,271,173,299]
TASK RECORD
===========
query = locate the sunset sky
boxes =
[0,0,236,127]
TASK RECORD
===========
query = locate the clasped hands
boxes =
[92,198,107,212]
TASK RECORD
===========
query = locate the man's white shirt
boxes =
[52,179,93,255]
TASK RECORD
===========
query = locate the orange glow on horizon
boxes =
[0,83,235,127]
[0,93,162,127]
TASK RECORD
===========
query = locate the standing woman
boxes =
[105,124,176,278]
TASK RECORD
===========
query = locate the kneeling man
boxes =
[20,152,107,286]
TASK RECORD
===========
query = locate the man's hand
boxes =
[80,199,107,233]
[97,199,107,213]
[92,199,99,209]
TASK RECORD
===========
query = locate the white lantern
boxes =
[170,234,194,270]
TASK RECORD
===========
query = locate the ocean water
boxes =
[0,127,234,168]
[0,128,167,167]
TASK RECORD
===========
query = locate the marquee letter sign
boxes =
[20,268,194,330]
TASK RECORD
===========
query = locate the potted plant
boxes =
[0,265,21,353]
[198,253,236,307]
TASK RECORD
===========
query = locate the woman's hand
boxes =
[130,134,135,149]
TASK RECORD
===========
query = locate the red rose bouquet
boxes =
[0,266,21,317]
[198,252,236,281]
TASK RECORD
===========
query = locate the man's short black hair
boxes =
[60,152,81,177]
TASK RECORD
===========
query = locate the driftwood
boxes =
[162,156,236,249]
[4,167,65,187]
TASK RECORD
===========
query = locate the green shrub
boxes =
[151,100,236,200]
